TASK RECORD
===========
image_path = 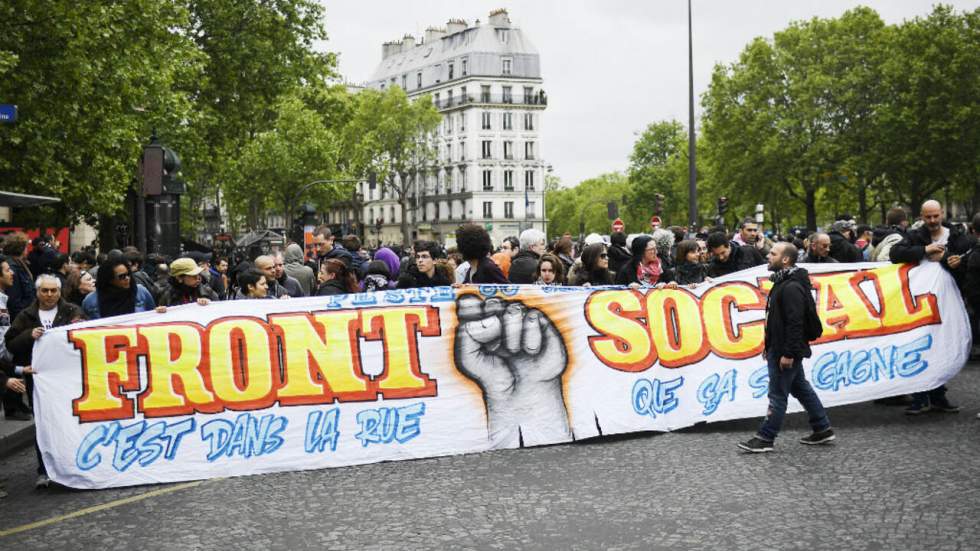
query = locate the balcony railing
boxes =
[434,93,548,110]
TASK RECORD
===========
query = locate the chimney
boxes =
[402,34,416,49]
[446,18,467,35]
[488,8,510,27]
[382,40,398,59]
[424,27,446,43]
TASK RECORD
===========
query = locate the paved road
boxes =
[2,363,978,550]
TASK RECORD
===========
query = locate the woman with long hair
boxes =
[570,244,614,287]
[63,267,96,307]
[82,257,156,319]
[534,254,565,286]
[456,224,508,284]
[673,239,709,286]
[551,236,575,274]
[317,259,359,296]
[615,235,675,288]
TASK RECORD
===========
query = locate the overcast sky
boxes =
[320,1,976,187]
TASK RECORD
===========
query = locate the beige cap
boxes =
[170,257,204,278]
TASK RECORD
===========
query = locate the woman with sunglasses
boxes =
[569,244,615,287]
[82,257,157,319]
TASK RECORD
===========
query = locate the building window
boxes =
[481,112,491,130]
[461,168,467,191]
[462,57,468,76]
[524,86,533,103]
[369,207,375,223]
[401,75,407,89]
[481,85,490,102]
[524,112,534,130]
[483,201,493,218]
[482,140,492,159]
[503,112,512,130]
[502,58,512,75]
[389,206,395,223]
[460,86,467,103]
[447,89,453,108]
[503,141,513,160]
[459,112,466,131]
[525,170,535,190]
[460,140,466,161]
[482,170,492,191]
[435,64,441,83]
[448,62,454,80]
[417,72,422,88]
[446,144,452,163]
[502,86,512,104]
[504,170,514,190]
[528,201,537,218]
[525,141,535,160]
[434,93,440,108]
[504,201,514,219]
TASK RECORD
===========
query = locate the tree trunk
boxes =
[399,194,412,248]
[805,187,817,231]
[857,180,868,224]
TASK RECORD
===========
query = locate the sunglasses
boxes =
[115,272,131,281]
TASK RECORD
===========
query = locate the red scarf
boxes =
[636,256,662,286]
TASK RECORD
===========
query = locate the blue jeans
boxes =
[757,352,831,441]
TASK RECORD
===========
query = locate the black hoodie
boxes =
[764,268,814,360]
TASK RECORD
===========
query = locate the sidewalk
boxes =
[0,414,35,459]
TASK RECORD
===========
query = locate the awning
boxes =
[0,191,61,208]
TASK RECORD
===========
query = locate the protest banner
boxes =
[31,261,970,489]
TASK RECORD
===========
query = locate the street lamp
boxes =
[687,0,698,233]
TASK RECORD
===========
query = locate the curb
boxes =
[0,421,35,460]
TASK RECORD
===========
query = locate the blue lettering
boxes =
[355,403,426,447]
[696,369,737,416]
[749,366,769,398]
[631,377,684,419]
[304,408,341,453]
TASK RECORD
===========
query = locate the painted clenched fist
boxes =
[454,295,572,447]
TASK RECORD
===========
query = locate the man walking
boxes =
[739,242,834,453]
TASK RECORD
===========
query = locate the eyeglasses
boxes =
[115,272,131,281]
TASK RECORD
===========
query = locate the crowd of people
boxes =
[0,199,978,491]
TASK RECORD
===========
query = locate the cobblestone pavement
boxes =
[1,362,978,550]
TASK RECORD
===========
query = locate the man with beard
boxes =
[739,242,834,453]
[891,200,972,415]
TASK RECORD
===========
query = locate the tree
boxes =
[186,0,337,231]
[226,95,341,230]
[870,5,980,215]
[343,87,441,247]
[545,173,639,237]
[626,121,694,228]
[0,1,203,229]
[701,8,889,230]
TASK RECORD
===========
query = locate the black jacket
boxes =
[964,240,980,309]
[673,261,708,285]
[6,258,35,321]
[890,222,973,283]
[764,268,813,360]
[462,257,509,285]
[508,250,540,284]
[316,279,352,296]
[828,231,862,263]
[607,245,631,276]
[800,253,838,264]
[397,265,454,289]
[156,279,220,306]
[5,299,85,367]
[707,243,764,278]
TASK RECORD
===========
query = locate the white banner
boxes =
[31,262,970,489]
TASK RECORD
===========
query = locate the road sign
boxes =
[650,215,662,229]
[0,104,16,123]
[611,218,624,233]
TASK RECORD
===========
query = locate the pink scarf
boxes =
[636,257,662,286]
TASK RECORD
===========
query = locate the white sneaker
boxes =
[35,474,50,489]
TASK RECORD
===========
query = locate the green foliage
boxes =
[343,87,441,246]
[625,120,698,228]
[546,173,639,237]
[226,95,341,230]
[0,0,204,227]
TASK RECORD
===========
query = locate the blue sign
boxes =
[0,104,17,123]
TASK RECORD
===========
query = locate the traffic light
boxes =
[654,193,665,216]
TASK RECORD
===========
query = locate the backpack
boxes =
[799,282,824,342]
